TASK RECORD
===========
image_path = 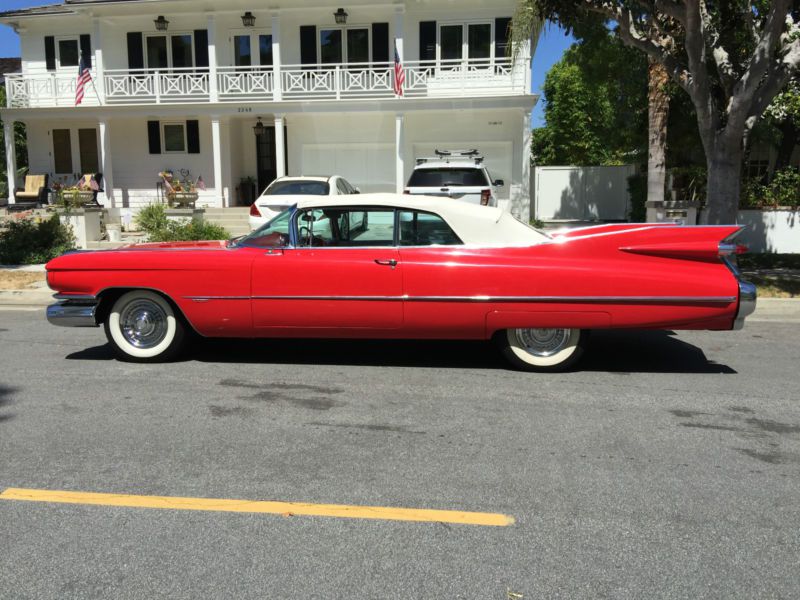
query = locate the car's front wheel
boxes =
[104,290,185,362]
[498,327,586,372]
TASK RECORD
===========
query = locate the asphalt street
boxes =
[0,309,798,599]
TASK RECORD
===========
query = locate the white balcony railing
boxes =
[104,68,209,104]
[4,58,529,108]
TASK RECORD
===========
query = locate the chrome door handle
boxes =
[374,258,398,269]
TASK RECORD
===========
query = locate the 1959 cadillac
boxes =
[45,194,756,371]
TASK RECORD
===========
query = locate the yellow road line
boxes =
[0,487,514,527]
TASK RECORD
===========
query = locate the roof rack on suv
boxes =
[416,149,484,165]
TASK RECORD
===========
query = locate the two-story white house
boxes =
[1,0,538,219]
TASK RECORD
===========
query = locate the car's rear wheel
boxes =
[104,290,185,362]
[498,327,586,372]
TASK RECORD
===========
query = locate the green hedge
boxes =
[135,204,229,242]
[0,215,76,265]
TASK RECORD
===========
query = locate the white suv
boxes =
[404,149,503,207]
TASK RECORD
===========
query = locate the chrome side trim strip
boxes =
[185,296,250,302]
[243,295,736,304]
[53,293,97,303]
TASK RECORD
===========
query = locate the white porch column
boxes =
[3,119,16,203]
[274,114,286,178]
[521,109,532,222]
[207,14,219,102]
[395,113,404,193]
[92,18,105,104]
[98,118,115,206]
[394,6,405,63]
[211,116,224,206]
[271,12,283,101]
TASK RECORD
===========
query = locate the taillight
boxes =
[249,203,261,217]
[480,189,491,205]
[735,243,749,255]
[719,242,748,256]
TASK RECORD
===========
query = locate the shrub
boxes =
[627,173,647,222]
[135,204,229,242]
[742,168,800,209]
[0,215,76,265]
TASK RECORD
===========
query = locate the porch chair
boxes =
[10,174,48,211]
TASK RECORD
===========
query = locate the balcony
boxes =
[4,58,529,108]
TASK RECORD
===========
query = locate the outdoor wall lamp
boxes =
[253,118,265,136]
[154,16,169,31]
[333,8,348,24]
[241,11,256,27]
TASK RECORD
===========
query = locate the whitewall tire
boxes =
[499,328,586,372]
[104,290,185,362]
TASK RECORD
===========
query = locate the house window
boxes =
[233,33,273,67]
[145,33,194,70]
[437,22,493,64]
[162,122,186,153]
[52,129,73,174]
[319,27,369,64]
[57,38,80,68]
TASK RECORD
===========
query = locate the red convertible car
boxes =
[45,194,756,371]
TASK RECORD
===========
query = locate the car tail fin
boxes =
[618,226,743,263]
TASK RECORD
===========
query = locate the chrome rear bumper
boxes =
[46,295,99,327]
[733,280,757,330]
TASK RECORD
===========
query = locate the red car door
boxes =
[250,207,403,333]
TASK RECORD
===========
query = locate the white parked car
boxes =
[248,175,360,230]
[404,149,503,207]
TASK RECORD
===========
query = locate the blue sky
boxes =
[0,1,574,127]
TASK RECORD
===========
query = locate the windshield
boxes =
[236,205,294,248]
[407,168,488,187]
[266,180,329,195]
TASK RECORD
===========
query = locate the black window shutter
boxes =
[495,18,512,59]
[147,121,161,154]
[419,21,436,62]
[372,23,389,63]
[186,120,200,154]
[127,32,144,70]
[300,26,317,67]
[194,30,209,68]
[45,36,56,71]
[80,34,92,68]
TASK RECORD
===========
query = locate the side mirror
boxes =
[493,179,505,187]
[354,187,361,194]
[300,213,316,222]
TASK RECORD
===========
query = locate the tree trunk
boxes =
[647,60,670,205]
[703,138,743,224]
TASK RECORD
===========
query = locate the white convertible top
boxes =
[293,193,548,246]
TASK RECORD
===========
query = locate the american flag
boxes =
[75,53,92,106]
[393,40,405,97]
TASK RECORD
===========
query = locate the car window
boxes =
[398,210,462,246]
[266,180,330,195]
[407,168,488,187]
[238,207,293,247]
[296,208,395,247]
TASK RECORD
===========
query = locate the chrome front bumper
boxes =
[733,280,757,330]
[46,295,99,327]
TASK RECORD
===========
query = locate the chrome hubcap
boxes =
[119,299,168,349]
[514,328,570,357]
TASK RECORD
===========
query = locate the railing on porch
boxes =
[104,68,210,104]
[4,58,529,108]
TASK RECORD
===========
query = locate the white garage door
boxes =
[302,143,394,193]
[411,141,512,200]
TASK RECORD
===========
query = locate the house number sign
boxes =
[237,107,253,113]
